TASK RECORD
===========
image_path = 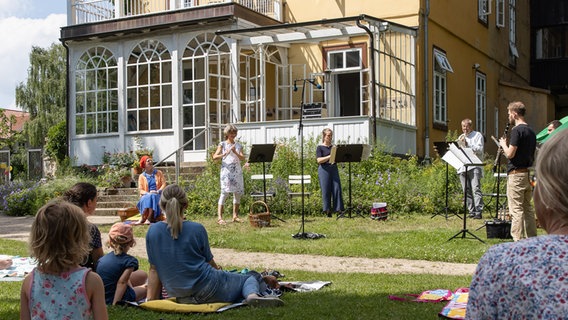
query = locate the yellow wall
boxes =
[283,0,551,158]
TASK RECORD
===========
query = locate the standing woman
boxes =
[136,155,166,224]
[63,182,104,271]
[316,128,344,217]
[212,124,245,225]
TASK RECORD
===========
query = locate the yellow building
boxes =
[61,0,550,164]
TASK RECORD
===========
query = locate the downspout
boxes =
[62,40,71,160]
[357,16,377,145]
[423,0,430,161]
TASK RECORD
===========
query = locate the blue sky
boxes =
[0,0,67,110]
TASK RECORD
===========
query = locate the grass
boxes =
[2,213,533,319]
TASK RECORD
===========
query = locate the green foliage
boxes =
[45,120,67,163]
[186,139,466,217]
[15,43,66,147]
[2,181,38,216]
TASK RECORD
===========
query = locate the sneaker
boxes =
[246,295,284,308]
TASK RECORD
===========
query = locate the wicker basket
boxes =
[248,201,271,228]
[117,207,139,221]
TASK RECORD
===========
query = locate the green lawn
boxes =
[2,214,527,319]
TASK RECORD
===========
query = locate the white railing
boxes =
[69,0,282,25]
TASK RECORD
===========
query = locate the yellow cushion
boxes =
[140,298,231,313]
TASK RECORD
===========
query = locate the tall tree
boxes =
[15,43,66,147]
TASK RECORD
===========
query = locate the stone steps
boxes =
[95,163,206,216]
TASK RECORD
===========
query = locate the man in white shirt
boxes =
[457,118,485,219]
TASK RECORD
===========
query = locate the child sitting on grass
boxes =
[96,223,148,305]
[20,201,108,320]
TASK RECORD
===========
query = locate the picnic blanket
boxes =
[438,288,469,319]
[0,255,36,281]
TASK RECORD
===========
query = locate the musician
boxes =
[499,101,537,241]
[316,128,344,217]
[457,118,485,219]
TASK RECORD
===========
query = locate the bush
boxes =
[45,121,67,164]
[1,181,39,216]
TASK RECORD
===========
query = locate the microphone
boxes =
[315,83,322,89]
[293,80,298,92]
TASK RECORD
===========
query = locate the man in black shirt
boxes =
[499,101,537,241]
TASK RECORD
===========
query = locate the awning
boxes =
[216,14,417,46]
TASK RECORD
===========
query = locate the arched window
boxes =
[126,40,173,132]
[182,33,230,150]
[75,47,118,135]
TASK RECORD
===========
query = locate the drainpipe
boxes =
[62,40,71,160]
[423,0,430,161]
[357,16,377,145]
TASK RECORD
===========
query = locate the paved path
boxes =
[0,214,477,276]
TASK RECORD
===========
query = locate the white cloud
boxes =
[0,13,66,110]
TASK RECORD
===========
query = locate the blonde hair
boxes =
[321,128,333,143]
[223,124,238,138]
[106,236,136,255]
[160,184,188,239]
[30,201,90,273]
[535,129,568,217]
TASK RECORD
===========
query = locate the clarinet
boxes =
[493,122,510,173]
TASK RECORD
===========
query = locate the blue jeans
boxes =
[176,271,259,304]
[318,164,344,212]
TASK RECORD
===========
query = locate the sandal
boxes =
[232,217,243,223]
[217,219,226,225]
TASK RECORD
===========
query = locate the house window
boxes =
[496,0,505,28]
[475,72,486,135]
[328,49,362,71]
[478,0,489,24]
[126,40,173,132]
[433,49,452,125]
[509,0,518,61]
[182,33,229,151]
[535,27,568,59]
[75,46,118,135]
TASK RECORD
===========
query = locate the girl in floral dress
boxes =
[20,201,107,320]
[212,124,245,225]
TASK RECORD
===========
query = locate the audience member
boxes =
[20,201,107,320]
[468,128,568,318]
[63,182,104,270]
[547,119,561,134]
[97,223,147,305]
[145,184,284,307]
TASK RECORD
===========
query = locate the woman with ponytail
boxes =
[145,184,284,307]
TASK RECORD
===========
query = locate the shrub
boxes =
[2,181,39,216]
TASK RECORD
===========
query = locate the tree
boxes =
[15,43,66,147]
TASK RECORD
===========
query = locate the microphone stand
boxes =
[293,79,323,240]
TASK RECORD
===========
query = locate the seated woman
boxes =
[62,182,104,270]
[145,184,284,308]
[136,155,166,224]
[468,128,568,318]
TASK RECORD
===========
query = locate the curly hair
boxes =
[30,201,90,273]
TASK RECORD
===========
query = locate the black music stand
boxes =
[248,144,284,222]
[432,141,461,220]
[334,144,366,219]
[446,143,485,243]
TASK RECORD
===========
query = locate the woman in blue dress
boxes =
[136,155,166,224]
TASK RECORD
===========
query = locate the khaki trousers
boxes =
[506,172,537,241]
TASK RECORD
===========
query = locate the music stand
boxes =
[248,144,284,222]
[432,141,461,220]
[445,143,485,243]
[334,144,366,219]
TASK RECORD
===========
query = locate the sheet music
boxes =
[329,145,338,164]
[442,143,483,170]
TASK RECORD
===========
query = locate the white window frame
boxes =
[327,48,362,72]
[433,49,451,125]
[496,0,505,28]
[475,72,486,135]
[509,0,518,58]
[478,0,491,23]
[75,46,119,136]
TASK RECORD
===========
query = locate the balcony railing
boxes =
[68,0,282,25]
